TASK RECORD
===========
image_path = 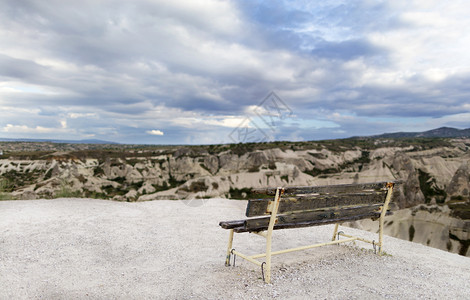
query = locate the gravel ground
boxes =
[1,198,469,299]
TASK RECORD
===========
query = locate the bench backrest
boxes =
[244,181,400,231]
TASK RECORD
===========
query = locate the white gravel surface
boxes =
[1,198,469,299]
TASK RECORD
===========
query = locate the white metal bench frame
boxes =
[223,182,396,284]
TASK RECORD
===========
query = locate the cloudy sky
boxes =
[1,0,470,144]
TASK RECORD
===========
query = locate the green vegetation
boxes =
[93,166,105,176]
[450,195,465,201]
[126,158,144,166]
[228,187,256,199]
[409,225,415,241]
[449,232,470,256]
[417,169,447,203]
[111,176,127,184]
[54,180,81,198]
[44,168,53,180]
[2,169,42,191]
[338,150,371,172]
[228,187,273,199]
[82,189,107,200]
[1,150,55,160]
[0,179,14,200]
[304,150,371,178]
[102,185,119,196]
[179,180,208,193]
[152,182,170,193]
[304,167,339,178]
[76,174,87,184]
[0,137,456,162]
[0,137,467,205]
[98,178,145,199]
[0,177,13,193]
[307,152,326,159]
[168,175,185,188]
[199,163,211,173]
[447,200,470,220]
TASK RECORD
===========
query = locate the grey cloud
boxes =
[311,39,387,61]
[0,54,47,80]
[1,0,469,144]
[315,1,404,34]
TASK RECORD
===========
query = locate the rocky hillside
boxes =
[347,204,470,257]
[1,138,469,256]
[371,126,470,139]
[1,138,468,204]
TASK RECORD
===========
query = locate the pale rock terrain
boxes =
[447,161,470,196]
[1,139,469,257]
[1,142,467,205]
[347,205,470,256]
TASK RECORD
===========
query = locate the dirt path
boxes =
[1,198,469,299]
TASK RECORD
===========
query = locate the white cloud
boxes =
[0,0,469,144]
[172,116,251,129]
[368,1,470,81]
[0,81,58,95]
[67,113,98,119]
[146,129,164,136]
[2,124,70,134]
[203,117,249,128]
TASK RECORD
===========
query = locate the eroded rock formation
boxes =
[1,139,469,256]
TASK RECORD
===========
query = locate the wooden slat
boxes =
[233,210,393,233]
[245,204,384,230]
[219,220,245,229]
[220,181,402,232]
[251,181,402,196]
[246,192,387,217]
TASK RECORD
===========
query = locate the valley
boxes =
[1,137,469,256]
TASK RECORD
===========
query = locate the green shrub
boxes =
[0,193,11,200]
[228,187,253,199]
[54,180,81,198]
[93,166,105,176]
[304,168,339,177]
[0,179,14,200]
[418,169,447,203]
[2,169,41,191]
[168,175,185,188]
[152,182,170,192]
[179,180,208,193]
[44,169,53,180]
[83,189,107,199]
[409,225,415,241]
[0,178,12,192]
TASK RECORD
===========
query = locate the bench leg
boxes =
[378,183,394,255]
[378,215,384,255]
[225,229,234,266]
[265,227,273,283]
[332,223,339,241]
[264,187,283,284]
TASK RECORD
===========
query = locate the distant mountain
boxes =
[368,127,470,139]
[0,138,118,144]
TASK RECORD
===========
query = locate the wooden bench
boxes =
[219,181,401,283]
